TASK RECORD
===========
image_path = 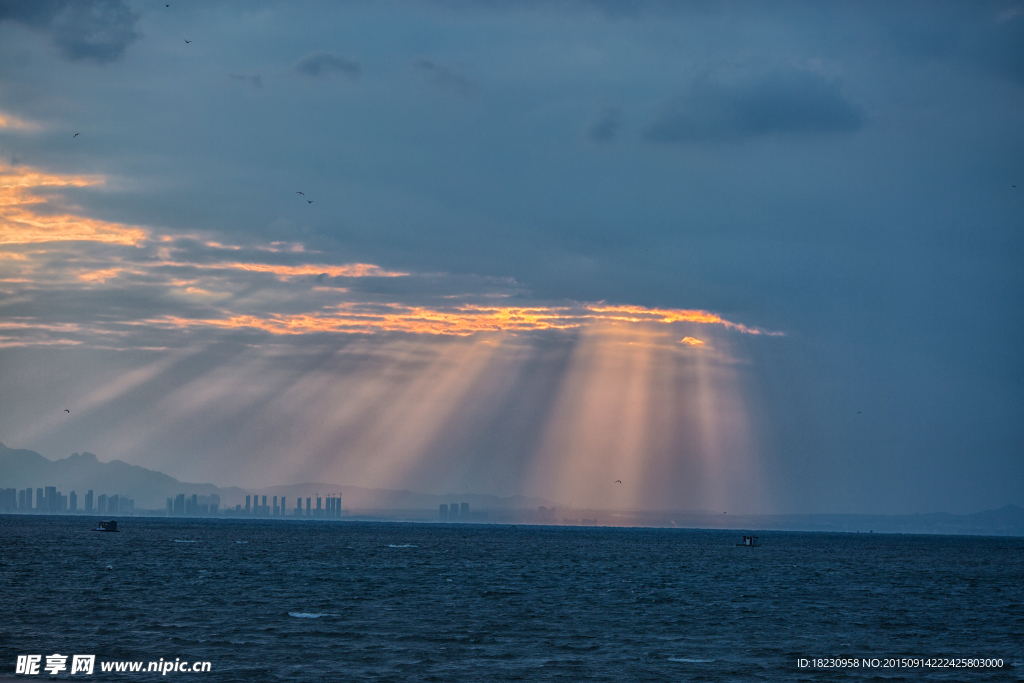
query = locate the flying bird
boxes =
[184,39,191,44]
[615,480,622,484]
[296,191,304,195]
[306,200,313,203]
[73,133,78,138]
[64,409,70,413]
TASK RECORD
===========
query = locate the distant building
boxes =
[245,495,251,515]
[439,504,448,522]
[461,502,469,517]
[84,490,93,513]
[97,494,107,514]
[167,498,173,515]
[280,496,285,517]
[306,497,311,516]
[449,503,459,520]
[36,488,43,511]
[174,493,185,515]
[45,486,57,513]
[69,491,77,512]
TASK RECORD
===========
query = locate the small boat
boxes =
[92,520,119,532]
[737,535,760,547]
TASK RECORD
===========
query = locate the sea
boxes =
[1,515,1021,682]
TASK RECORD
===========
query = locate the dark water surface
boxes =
[1,516,1021,681]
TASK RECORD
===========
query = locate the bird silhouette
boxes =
[64,409,70,413]
[73,133,78,138]
[306,200,313,203]
[615,480,622,484]
[184,39,191,44]
[296,191,304,195]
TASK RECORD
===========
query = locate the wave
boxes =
[387,544,417,548]
[668,656,715,663]
[288,612,338,619]
[173,540,197,543]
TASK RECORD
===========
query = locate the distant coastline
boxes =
[2,443,1022,535]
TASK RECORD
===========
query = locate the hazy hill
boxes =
[0,443,556,511]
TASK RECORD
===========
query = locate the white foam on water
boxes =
[388,544,417,548]
[173,540,197,543]
[235,541,248,544]
[668,656,715,663]
[288,612,337,619]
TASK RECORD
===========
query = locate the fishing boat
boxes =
[737,535,760,546]
[92,520,119,532]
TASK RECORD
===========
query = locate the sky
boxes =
[0,0,1021,514]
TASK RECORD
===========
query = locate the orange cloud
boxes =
[0,164,147,246]
[203,262,408,279]
[0,112,40,131]
[145,301,775,338]
[680,337,705,346]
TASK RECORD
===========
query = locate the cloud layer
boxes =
[644,70,864,143]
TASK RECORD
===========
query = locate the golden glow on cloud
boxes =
[0,112,40,131]
[0,162,781,349]
[0,164,148,245]
[144,302,771,338]
[193,262,408,279]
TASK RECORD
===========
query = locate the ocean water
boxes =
[1,516,1021,682]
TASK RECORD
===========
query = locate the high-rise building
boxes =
[69,491,77,512]
[18,489,25,510]
[174,493,185,515]
[85,490,93,513]
[167,498,173,515]
[97,494,107,514]
[210,494,219,515]
[45,486,57,513]
[306,497,311,516]
[439,504,448,522]
[24,488,32,511]
[295,498,302,515]
[461,502,469,518]
[191,494,198,515]
[245,495,251,515]
[36,488,43,511]
[261,495,267,515]
[273,496,278,516]
[109,495,119,514]
[316,497,321,515]
[449,503,459,520]
[280,497,285,517]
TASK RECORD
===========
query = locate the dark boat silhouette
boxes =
[92,520,119,532]
[737,535,760,547]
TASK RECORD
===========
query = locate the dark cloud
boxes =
[293,51,361,79]
[229,73,263,89]
[413,58,479,96]
[643,70,864,143]
[0,0,139,63]
[585,105,622,143]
